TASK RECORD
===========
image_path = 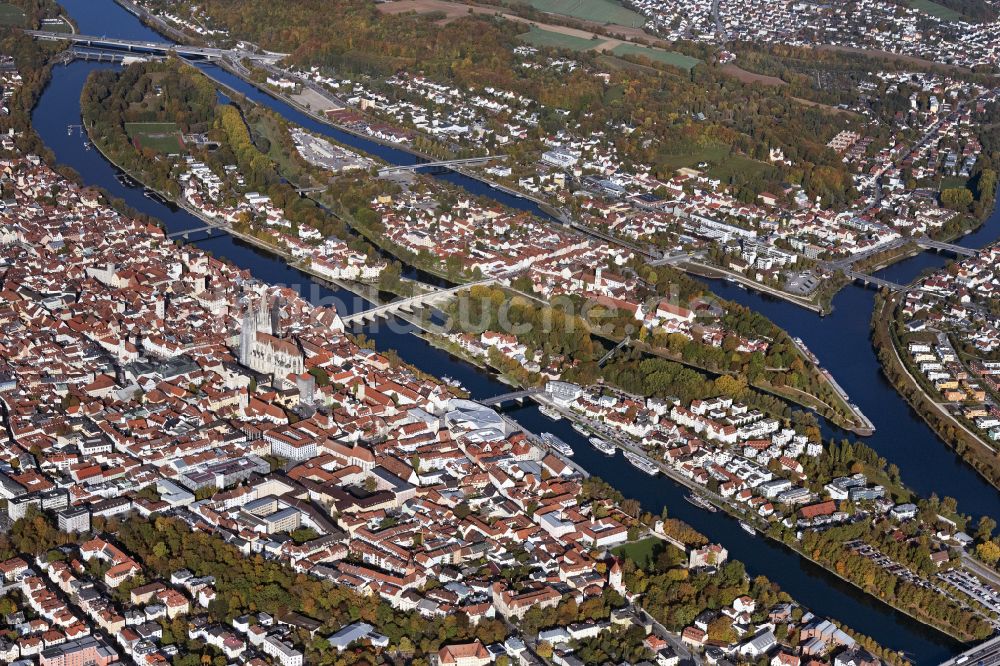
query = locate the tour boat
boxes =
[685,493,717,513]
[740,521,757,536]
[540,432,574,457]
[589,437,616,456]
[623,450,658,476]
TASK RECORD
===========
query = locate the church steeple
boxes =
[239,298,256,367]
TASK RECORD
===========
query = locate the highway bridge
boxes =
[25,30,286,63]
[378,155,507,176]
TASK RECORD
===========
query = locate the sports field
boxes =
[513,0,646,27]
[0,3,26,27]
[125,122,185,154]
[610,43,699,70]
[518,25,599,50]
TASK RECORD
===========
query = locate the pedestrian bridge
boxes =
[340,273,517,325]
[166,223,225,240]
[479,388,543,406]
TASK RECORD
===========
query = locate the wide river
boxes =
[34,0,1000,660]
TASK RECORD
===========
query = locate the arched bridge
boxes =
[378,155,507,176]
[341,272,520,326]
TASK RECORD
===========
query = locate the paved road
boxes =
[939,635,1000,666]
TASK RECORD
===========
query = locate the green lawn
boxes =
[910,0,964,20]
[656,144,730,172]
[612,537,664,569]
[707,154,776,182]
[656,144,773,181]
[0,3,26,27]
[610,43,700,71]
[125,121,185,154]
[518,26,599,51]
[512,0,646,27]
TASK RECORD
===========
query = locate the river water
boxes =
[32,0,998,660]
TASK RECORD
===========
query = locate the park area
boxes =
[511,0,646,27]
[0,3,25,27]
[125,122,186,154]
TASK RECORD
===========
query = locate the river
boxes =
[31,0,995,660]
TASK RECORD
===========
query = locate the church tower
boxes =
[239,299,256,367]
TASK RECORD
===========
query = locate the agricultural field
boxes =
[518,25,599,50]
[511,0,646,27]
[0,2,26,27]
[125,121,185,154]
[910,0,964,20]
[610,43,700,70]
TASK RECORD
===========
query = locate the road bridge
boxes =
[915,236,977,257]
[939,635,1000,666]
[378,155,507,176]
[24,30,286,63]
[479,388,543,406]
[844,270,908,291]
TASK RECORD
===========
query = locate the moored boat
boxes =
[539,404,561,420]
[589,437,615,456]
[541,432,574,457]
[623,450,658,476]
[685,493,717,512]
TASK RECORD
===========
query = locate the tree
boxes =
[976,516,996,543]
[976,540,1000,567]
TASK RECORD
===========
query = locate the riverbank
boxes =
[411,310,979,644]
[682,259,827,313]
[872,291,1000,490]
[536,392,981,645]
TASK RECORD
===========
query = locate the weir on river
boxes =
[33,0,1000,660]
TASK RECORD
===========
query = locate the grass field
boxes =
[610,43,699,70]
[0,3,26,26]
[910,0,964,20]
[512,0,646,27]
[125,121,185,154]
[656,143,773,180]
[519,25,599,50]
[656,144,730,172]
[612,537,664,569]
